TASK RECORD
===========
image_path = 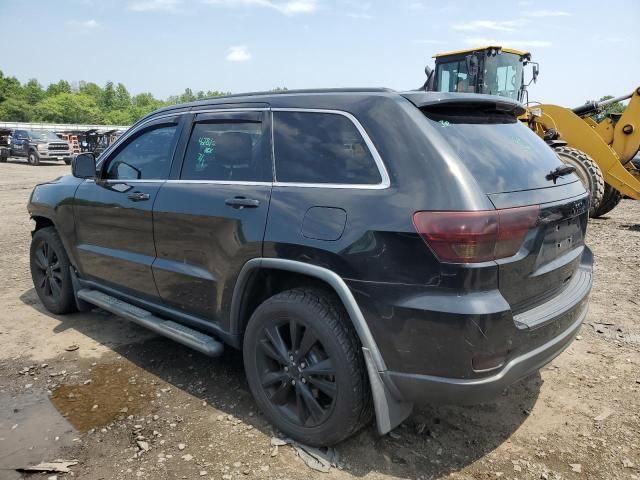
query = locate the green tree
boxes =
[0,97,34,121]
[23,79,45,105]
[36,93,101,123]
[46,80,72,96]
[79,81,103,103]
[592,95,626,123]
[0,71,23,103]
[114,83,131,110]
[101,81,116,110]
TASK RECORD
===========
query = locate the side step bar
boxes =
[77,289,224,357]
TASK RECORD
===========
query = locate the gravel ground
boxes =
[0,159,639,480]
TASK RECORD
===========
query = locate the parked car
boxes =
[10,129,73,165]
[27,88,593,446]
[0,128,10,162]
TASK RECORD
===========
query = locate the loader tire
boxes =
[554,146,604,217]
[592,184,622,218]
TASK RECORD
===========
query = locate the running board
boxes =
[76,289,224,357]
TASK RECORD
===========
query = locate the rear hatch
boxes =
[405,93,590,315]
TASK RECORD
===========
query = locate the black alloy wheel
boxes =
[30,227,77,314]
[256,317,337,428]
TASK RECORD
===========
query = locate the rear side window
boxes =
[273,111,382,185]
[181,121,269,182]
[423,109,569,194]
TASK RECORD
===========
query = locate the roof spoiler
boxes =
[401,92,526,117]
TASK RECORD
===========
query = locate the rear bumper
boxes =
[384,304,586,404]
[348,246,592,405]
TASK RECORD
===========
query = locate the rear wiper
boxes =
[546,165,576,184]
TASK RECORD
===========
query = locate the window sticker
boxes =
[196,136,216,171]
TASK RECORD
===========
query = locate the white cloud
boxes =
[463,37,552,48]
[526,9,570,17]
[69,19,99,28]
[282,0,317,14]
[452,20,521,32]
[408,2,425,10]
[129,0,181,12]
[226,45,252,61]
[204,0,318,15]
[346,12,372,20]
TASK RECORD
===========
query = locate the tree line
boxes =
[0,70,287,126]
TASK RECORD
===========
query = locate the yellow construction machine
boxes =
[421,46,640,217]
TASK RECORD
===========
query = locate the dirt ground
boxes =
[0,159,638,480]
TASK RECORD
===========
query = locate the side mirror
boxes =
[532,64,539,84]
[72,153,96,179]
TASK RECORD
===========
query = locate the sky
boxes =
[1,0,639,106]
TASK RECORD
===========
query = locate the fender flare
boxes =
[230,257,413,434]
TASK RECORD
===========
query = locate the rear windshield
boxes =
[422,109,572,194]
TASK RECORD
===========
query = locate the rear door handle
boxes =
[127,192,150,202]
[225,197,260,209]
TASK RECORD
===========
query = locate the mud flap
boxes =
[362,347,413,434]
[69,268,94,312]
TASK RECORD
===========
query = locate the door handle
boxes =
[225,197,260,209]
[127,192,150,202]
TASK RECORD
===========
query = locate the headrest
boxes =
[214,132,252,167]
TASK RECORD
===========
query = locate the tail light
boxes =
[412,205,540,263]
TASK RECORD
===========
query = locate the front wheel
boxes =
[243,288,372,446]
[30,227,77,314]
[554,146,604,217]
[28,151,40,166]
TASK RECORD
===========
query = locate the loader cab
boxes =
[430,46,535,103]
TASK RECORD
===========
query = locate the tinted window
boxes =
[181,121,269,181]
[273,111,381,184]
[423,109,572,193]
[105,125,177,180]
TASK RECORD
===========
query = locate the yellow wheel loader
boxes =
[421,46,640,217]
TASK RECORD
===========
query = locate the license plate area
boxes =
[538,216,583,264]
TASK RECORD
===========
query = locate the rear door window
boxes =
[180,114,270,182]
[422,109,572,193]
[273,111,382,185]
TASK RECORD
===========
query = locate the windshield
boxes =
[28,130,61,141]
[422,108,576,194]
[482,53,524,101]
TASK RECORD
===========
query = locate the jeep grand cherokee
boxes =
[27,88,592,446]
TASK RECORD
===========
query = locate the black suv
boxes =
[27,89,592,446]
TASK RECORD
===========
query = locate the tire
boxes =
[553,146,605,217]
[30,227,77,314]
[28,150,40,166]
[64,158,72,165]
[592,184,622,218]
[243,288,372,446]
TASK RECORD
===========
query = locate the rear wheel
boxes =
[553,146,604,217]
[30,227,77,314]
[28,151,40,166]
[592,184,622,218]
[243,288,372,446]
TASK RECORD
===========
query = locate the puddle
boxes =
[0,391,75,479]
[50,362,153,432]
